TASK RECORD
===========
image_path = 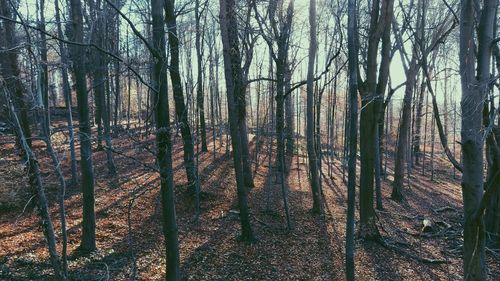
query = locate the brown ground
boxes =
[0,125,498,280]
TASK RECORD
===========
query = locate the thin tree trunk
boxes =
[165,0,198,192]
[195,0,208,152]
[391,62,418,201]
[346,0,359,277]
[55,0,78,186]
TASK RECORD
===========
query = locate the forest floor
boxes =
[0,123,499,280]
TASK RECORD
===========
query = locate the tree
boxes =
[219,0,255,242]
[195,0,208,152]
[458,0,497,279]
[345,0,359,278]
[55,0,78,186]
[164,0,198,194]
[151,0,181,279]
[0,2,65,278]
[357,0,394,238]
[89,0,116,175]
[392,0,457,201]
[306,0,322,214]
[253,0,294,175]
[68,0,97,253]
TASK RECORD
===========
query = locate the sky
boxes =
[14,0,462,108]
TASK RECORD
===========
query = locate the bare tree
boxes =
[459,0,497,279]
[357,0,394,238]
[68,0,97,253]
[164,0,198,195]
[195,0,208,152]
[219,0,255,242]
[0,3,65,278]
[345,0,359,278]
[151,0,181,279]
[307,0,322,214]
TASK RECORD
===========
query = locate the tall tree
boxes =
[164,0,198,193]
[345,0,359,278]
[195,0,208,152]
[306,0,322,214]
[391,0,425,201]
[55,0,78,186]
[459,0,497,279]
[357,0,394,238]
[0,3,66,279]
[392,0,456,201]
[89,0,117,175]
[219,0,255,242]
[68,0,97,253]
[151,0,181,279]
[253,0,294,176]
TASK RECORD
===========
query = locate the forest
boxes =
[0,0,499,280]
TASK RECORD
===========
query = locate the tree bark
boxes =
[458,0,497,279]
[284,62,294,156]
[358,0,394,237]
[54,0,78,186]
[391,61,418,201]
[165,0,198,192]
[68,0,97,253]
[151,0,181,279]
[219,0,255,242]
[195,0,208,152]
[307,0,322,214]
[346,0,359,278]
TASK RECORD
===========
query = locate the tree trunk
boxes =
[90,6,116,175]
[151,0,181,279]
[68,0,97,253]
[412,75,426,165]
[195,0,208,152]
[284,63,294,156]
[358,0,394,236]
[485,127,500,246]
[359,93,380,237]
[346,0,359,278]
[391,62,418,201]
[458,0,496,279]
[0,5,65,277]
[165,0,198,192]
[307,0,322,214]
[54,0,78,186]
[219,0,255,242]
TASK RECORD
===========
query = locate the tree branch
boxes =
[0,14,158,94]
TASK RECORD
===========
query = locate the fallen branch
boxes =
[433,206,458,213]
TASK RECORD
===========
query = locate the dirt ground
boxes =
[0,126,499,280]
